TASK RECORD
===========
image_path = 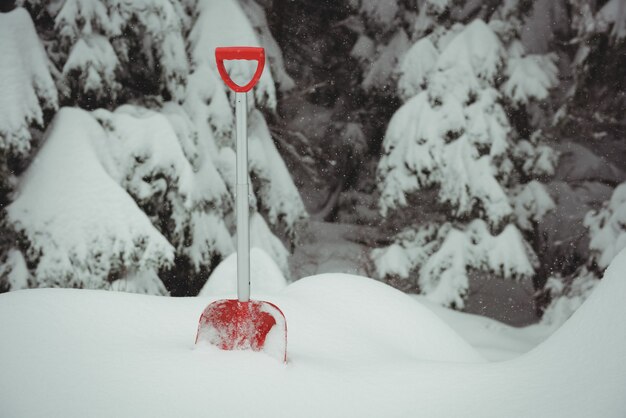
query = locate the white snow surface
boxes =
[2,250,626,417]
[199,247,287,296]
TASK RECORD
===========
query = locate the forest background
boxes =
[0,0,624,329]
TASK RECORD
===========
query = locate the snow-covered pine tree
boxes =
[372,1,559,308]
[0,0,306,295]
[348,0,448,94]
[55,0,189,105]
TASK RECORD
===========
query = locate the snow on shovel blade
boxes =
[196,299,287,362]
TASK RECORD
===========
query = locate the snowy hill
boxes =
[1,251,626,417]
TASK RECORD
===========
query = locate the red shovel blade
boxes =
[195,299,287,362]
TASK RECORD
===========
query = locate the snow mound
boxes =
[199,247,287,296]
[281,274,485,364]
[1,252,625,417]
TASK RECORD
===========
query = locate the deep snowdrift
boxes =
[1,251,625,417]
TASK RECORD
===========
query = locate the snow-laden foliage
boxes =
[239,0,295,92]
[503,42,558,105]
[188,0,277,109]
[586,182,626,270]
[542,182,626,327]
[594,0,626,41]
[54,0,189,103]
[5,108,175,294]
[1,2,305,295]
[512,180,556,232]
[511,134,559,178]
[381,20,536,219]
[185,0,306,240]
[0,250,29,292]
[373,221,537,308]
[541,269,598,327]
[248,110,307,239]
[91,105,234,269]
[374,14,558,307]
[0,9,57,159]
[397,38,438,101]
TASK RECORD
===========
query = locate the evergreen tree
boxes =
[371,1,559,308]
[0,0,306,295]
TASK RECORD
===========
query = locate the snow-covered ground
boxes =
[1,250,625,418]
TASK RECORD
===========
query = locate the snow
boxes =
[55,0,189,101]
[541,270,599,327]
[109,269,169,296]
[437,19,503,83]
[248,109,307,238]
[7,107,174,291]
[0,8,57,155]
[512,180,556,231]
[374,220,537,309]
[416,296,551,361]
[55,0,114,39]
[92,105,234,271]
[596,0,626,40]
[199,247,287,296]
[397,37,439,101]
[62,35,120,99]
[188,0,276,108]
[0,249,29,291]
[418,221,535,308]
[240,0,295,92]
[2,250,626,417]
[371,243,413,278]
[377,15,558,307]
[249,213,290,275]
[504,52,558,104]
[362,29,410,92]
[350,34,376,61]
[419,227,472,308]
[586,182,626,269]
[372,224,438,280]
[358,0,399,26]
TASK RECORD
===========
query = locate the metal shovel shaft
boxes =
[236,91,250,302]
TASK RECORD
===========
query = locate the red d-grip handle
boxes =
[215,47,265,93]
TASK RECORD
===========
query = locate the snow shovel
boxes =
[195,47,287,362]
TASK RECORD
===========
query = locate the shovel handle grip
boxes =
[215,47,265,93]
